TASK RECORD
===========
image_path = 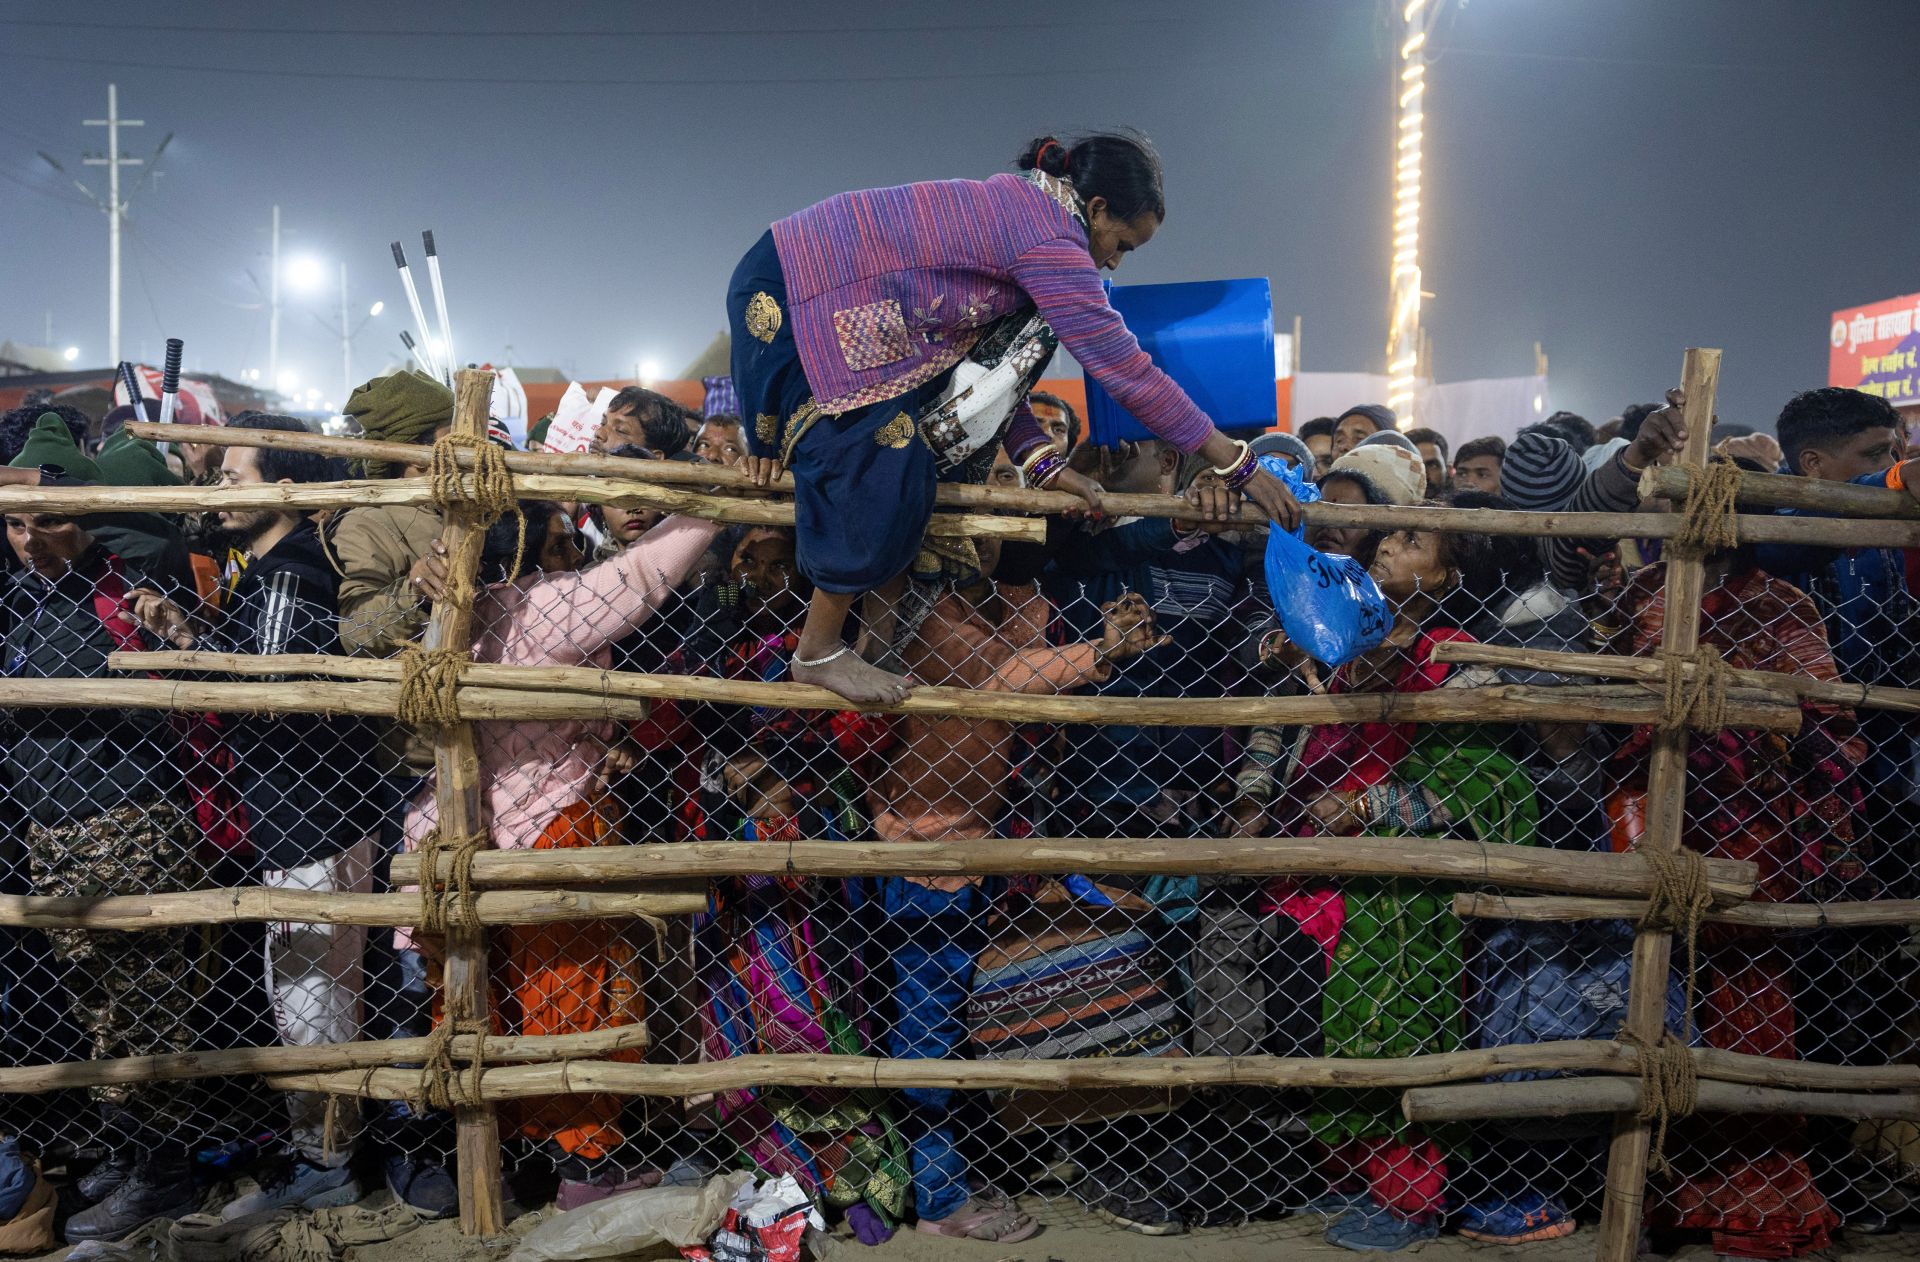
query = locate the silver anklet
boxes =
[793,644,852,669]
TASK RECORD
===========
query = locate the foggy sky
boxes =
[1,0,1913,428]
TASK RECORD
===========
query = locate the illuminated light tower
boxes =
[1387,0,1436,427]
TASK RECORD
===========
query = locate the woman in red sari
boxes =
[1606,557,1867,1259]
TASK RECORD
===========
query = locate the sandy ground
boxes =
[344,1197,1920,1262]
[25,1192,1920,1262]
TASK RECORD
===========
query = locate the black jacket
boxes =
[201,520,378,870]
[0,546,181,828]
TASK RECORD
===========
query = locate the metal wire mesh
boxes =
[1,436,1917,1254]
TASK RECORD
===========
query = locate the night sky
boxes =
[1,0,1912,427]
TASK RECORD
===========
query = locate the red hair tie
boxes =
[1036,139,1064,169]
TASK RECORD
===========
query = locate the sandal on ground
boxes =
[914,1198,1040,1243]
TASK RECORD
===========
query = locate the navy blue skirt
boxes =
[727,231,951,594]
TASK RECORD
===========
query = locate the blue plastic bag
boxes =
[1259,455,1393,668]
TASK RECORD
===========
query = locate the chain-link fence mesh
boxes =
[2,427,1918,1255]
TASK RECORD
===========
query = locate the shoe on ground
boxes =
[1081,1176,1186,1237]
[1458,1193,1578,1245]
[384,1153,456,1220]
[220,1156,359,1220]
[1306,1188,1378,1218]
[1325,1209,1440,1253]
[556,1166,663,1212]
[1019,1154,1082,1190]
[63,1163,198,1243]
[75,1152,134,1206]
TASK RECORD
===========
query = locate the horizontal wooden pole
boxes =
[13,1027,1894,1097]
[1453,890,1920,929]
[1403,1077,1920,1124]
[389,835,1757,904]
[126,422,1920,546]
[0,884,707,930]
[0,1025,649,1096]
[270,1043,1634,1100]
[0,677,653,722]
[267,1041,1920,1103]
[0,473,1030,542]
[125,421,1230,523]
[113,650,1802,732]
[1646,462,1920,521]
[1430,640,1920,717]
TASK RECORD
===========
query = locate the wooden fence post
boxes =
[1593,347,1722,1261]
[425,368,507,1236]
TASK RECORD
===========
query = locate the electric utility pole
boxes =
[83,84,144,366]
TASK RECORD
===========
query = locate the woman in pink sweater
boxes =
[405,503,719,853]
[402,501,720,1191]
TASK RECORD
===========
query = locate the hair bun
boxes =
[1016,135,1071,176]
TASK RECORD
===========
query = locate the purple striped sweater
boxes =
[770,172,1214,457]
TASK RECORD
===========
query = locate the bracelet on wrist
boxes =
[1021,448,1066,488]
[1211,439,1260,492]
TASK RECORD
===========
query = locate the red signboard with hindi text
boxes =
[1830,292,1920,408]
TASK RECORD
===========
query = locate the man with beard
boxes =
[126,413,381,1219]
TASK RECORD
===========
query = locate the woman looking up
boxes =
[729,129,1301,704]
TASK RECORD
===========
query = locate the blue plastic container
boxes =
[1083,277,1276,446]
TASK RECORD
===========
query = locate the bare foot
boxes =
[793,647,914,706]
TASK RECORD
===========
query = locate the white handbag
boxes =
[917,310,1059,472]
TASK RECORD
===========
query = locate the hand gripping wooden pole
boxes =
[1594,347,1722,1261]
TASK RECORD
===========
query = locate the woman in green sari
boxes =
[1274,526,1539,1251]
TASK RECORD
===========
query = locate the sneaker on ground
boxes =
[75,1152,135,1206]
[1325,1208,1440,1253]
[1306,1188,1378,1219]
[1457,1193,1577,1245]
[220,1156,360,1220]
[384,1153,457,1220]
[1081,1176,1186,1237]
[64,1163,198,1243]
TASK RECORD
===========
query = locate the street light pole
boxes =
[268,204,281,392]
[83,84,144,367]
[339,261,352,402]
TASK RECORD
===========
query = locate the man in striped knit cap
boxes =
[726,130,1301,705]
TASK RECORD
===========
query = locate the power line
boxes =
[124,221,264,309]
[128,232,168,338]
[0,14,1180,38]
[0,161,97,209]
[0,47,1191,88]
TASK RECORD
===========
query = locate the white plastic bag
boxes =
[508,1172,753,1262]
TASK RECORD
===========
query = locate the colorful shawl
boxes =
[697,874,909,1221]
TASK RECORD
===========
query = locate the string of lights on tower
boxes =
[1386,0,1437,427]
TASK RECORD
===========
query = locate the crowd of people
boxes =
[0,369,1916,1259]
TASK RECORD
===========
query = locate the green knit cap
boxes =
[95,427,182,487]
[528,413,554,448]
[343,370,454,476]
[7,412,100,481]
